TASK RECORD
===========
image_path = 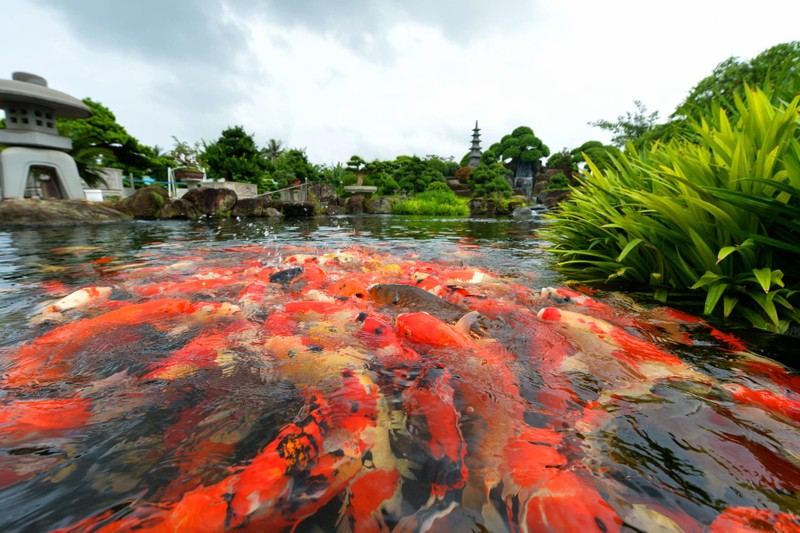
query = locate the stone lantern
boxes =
[0,72,92,200]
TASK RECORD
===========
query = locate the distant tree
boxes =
[469,162,512,197]
[346,155,366,173]
[393,155,445,193]
[264,138,285,163]
[570,141,621,172]
[424,155,458,177]
[200,126,269,187]
[273,148,318,186]
[486,126,550,177]
[589,100,660,148]
[674,41,800,118]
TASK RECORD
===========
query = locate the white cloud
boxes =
[2,1,799,166]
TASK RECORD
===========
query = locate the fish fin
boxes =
[454,311,480,336]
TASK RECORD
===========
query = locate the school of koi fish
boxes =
[1,242,800,532]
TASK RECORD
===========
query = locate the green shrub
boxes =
[543,86,800,332]
[393,187,470,217]
[546,172,570,191]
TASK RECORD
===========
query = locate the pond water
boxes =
[0,215,798,532]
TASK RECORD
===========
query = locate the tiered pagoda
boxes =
[468,120,481,168]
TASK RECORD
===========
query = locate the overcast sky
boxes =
[2,1,798,166]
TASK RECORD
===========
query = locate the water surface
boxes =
[0,215,798,532]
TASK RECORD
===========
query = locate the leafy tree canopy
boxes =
[200,125,269,186]
[392,155,445,194]
[274,148,318,184]
[59,98,156,180]
[674,41,800,118]
[483,126,550,178]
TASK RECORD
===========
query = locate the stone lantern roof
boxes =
[0,72,90,118]
[0,72,91,151]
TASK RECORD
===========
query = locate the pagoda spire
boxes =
[468,120,481,168]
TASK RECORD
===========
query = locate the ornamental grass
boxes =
[393,188,470,217]
[544,87,800,332]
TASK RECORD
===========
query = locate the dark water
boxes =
[0,215,798,532]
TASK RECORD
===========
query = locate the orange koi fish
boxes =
[523,470,623,533]
[4,299,232,389]
[0,396,92,444]
[338,468,402,533]
[722,383,800,424]
[132,277,238,297]
[402,367,468,498]
[709,506,800,532]
[73,372,379,532]
[143,319,259,380]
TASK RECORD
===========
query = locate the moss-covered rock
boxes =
[128,186,169,219]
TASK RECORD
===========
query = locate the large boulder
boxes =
[468,198,497,217]
[0,199,131,226]
[233,197,283,218]
[365,197,393,214]
[542,189,572,207]
[160,198,202,220]
[346,195,366,214]
[308,183,339,204]
[127,186,169,219]
[281,202,315,217]
[181,187,237,217]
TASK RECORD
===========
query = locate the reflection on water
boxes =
[1,215,799,532]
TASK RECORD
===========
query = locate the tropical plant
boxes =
[264,138,284,163]
[544,86,800,332]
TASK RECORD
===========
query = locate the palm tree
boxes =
[264,138,284,163]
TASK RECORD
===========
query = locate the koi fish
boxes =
[709,506,800,532]
[132,277,239,297]
[73,372,380,532]
[50,245,102,255]
[0,396,92,444]
[722,383,800,423]
[369,283,472,324]
[38,286,113,315]
[523,470,623,533]
[143,319,260,380]
[536,307,693,370]
[4,299,237,389]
